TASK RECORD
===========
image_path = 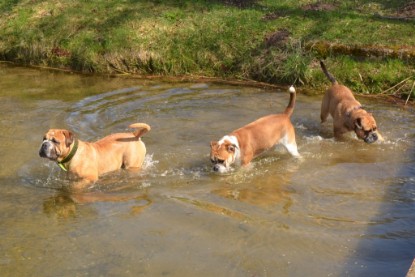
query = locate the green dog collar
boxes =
[57,139,78,171]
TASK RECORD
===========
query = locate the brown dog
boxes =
[39,123,150,189]
[320,61,383,143]
[210,86,300,173]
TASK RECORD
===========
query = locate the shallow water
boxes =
[0,63,414,276]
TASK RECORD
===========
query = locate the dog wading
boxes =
[210,86,300,173]
[39,123,151,190]
[320,61,383,143]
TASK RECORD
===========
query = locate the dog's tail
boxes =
[129,123,151,138]
[320,60,337,84]
[284,86,296,117]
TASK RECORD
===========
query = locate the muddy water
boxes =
[0,63,414,276]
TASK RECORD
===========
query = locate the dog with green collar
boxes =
[39,123,150,190]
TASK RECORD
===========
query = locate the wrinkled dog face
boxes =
[210,139,238,173]
[354,113,379,144]
[39,129,74,161]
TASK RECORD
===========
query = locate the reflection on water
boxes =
[43,191,152,219]
[0,63,415,276]
[212,161,298,214]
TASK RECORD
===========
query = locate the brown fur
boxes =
[39,123,150,190]
[210,87,299,173]
[320,61,383,143]
[230,114,297,165]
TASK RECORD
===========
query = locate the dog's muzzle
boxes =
[364,132,378,144]
[39,141,57,159]
[213,163,224,172]
[213,164,229,173]
[211,158,229,173]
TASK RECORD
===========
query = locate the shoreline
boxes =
[2,60,412,107]
[1,0,414,101]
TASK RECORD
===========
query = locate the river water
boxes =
[0,63,414,276]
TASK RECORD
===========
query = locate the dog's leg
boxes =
[125,166,143,173]
[123,157,145,171]
[70,170,98,191]
[280,132,300,157]
[333,125,347,139]
[284,142,300,157]
[320,92,330,123]
[72,178,95,191]
[241,148,254,167]
[122,141,146,170]
[280,138,300,157]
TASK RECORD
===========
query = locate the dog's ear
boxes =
[355,118,363,130]
[210,141,218,148]
[62,130,74,147]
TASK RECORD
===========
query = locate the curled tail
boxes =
[320,60,337,84]
[284,86,296,117]
[129,123,151,138]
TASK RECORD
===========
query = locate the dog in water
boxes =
[39,123,150,190]
[210,86,300,173]
[320,61,383,143]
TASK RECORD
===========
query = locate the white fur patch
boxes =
[279,134,300,157]
[218,135,239,147]
[218,135,241,167]
[285,143,300,157]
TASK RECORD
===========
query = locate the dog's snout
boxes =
[39,143,48,157]
[39,141,53,158]
[364,132,378,144]
[213,165,220,172]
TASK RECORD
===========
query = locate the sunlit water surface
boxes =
[0,64,414,276]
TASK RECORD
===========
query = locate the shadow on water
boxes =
[344,142,415,276]
[305,97,415,275]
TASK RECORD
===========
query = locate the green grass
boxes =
[0,0,414,97]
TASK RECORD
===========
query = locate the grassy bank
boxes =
[0,0,414,98]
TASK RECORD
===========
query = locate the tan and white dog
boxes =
[39,123,150,189]
[320,61,383,143]
[210,87,300,173]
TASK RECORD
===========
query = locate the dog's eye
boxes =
[211,158,225,164]
[51,138,59,144]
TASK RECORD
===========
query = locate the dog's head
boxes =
[39,129,74,161]
[210,136,239,173]
[351,109,380,144]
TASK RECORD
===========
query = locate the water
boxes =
[0,63,414,276]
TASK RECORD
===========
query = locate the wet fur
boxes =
[39,123,150,190]
[210,87,300,173]
[320,61,382,143]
